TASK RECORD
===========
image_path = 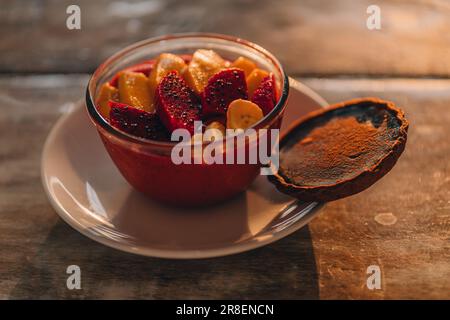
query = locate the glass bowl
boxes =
[86,33,289,206]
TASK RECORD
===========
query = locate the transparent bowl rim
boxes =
[85,32,290,148]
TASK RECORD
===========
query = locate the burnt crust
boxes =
[268,97,409,202]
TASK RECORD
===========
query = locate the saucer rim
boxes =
[41,77,328,259]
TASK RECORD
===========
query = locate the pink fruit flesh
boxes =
[202,68,248,116]
[109,102,170,141]
[251,75,276,115]
[155,71,201,134]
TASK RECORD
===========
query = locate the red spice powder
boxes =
[279,113,393,187]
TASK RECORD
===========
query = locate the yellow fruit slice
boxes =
[247,68,269,99]
[118,71,152,111]
[206,121,226,135]
[184,49,227,94]
[96,82,119,119]
[227,99,264,129]
[148,53,187,109]
[231,57,256,77]
[190,122,226,144]
[204,121,226,142]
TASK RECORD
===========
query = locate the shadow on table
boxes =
[10,219,319,299]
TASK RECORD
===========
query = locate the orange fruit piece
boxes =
[184,49,227,94]
[226,99,263,129]
[148,53,187,109]
[96,82,119,119]
[231,57,257,77]
[118,71,152,111]
[247,68,269,99]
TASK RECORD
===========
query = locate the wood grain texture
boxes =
[304,78,450,299]
[1,0,450,76]
[0,75,448,299]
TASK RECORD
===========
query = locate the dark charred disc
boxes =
[268,98,409,202]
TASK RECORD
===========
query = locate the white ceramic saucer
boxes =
[41,78,328,259]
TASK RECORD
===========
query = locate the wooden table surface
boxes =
[1,0,449,299]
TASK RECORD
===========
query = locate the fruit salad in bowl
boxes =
[86,34,289,206]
